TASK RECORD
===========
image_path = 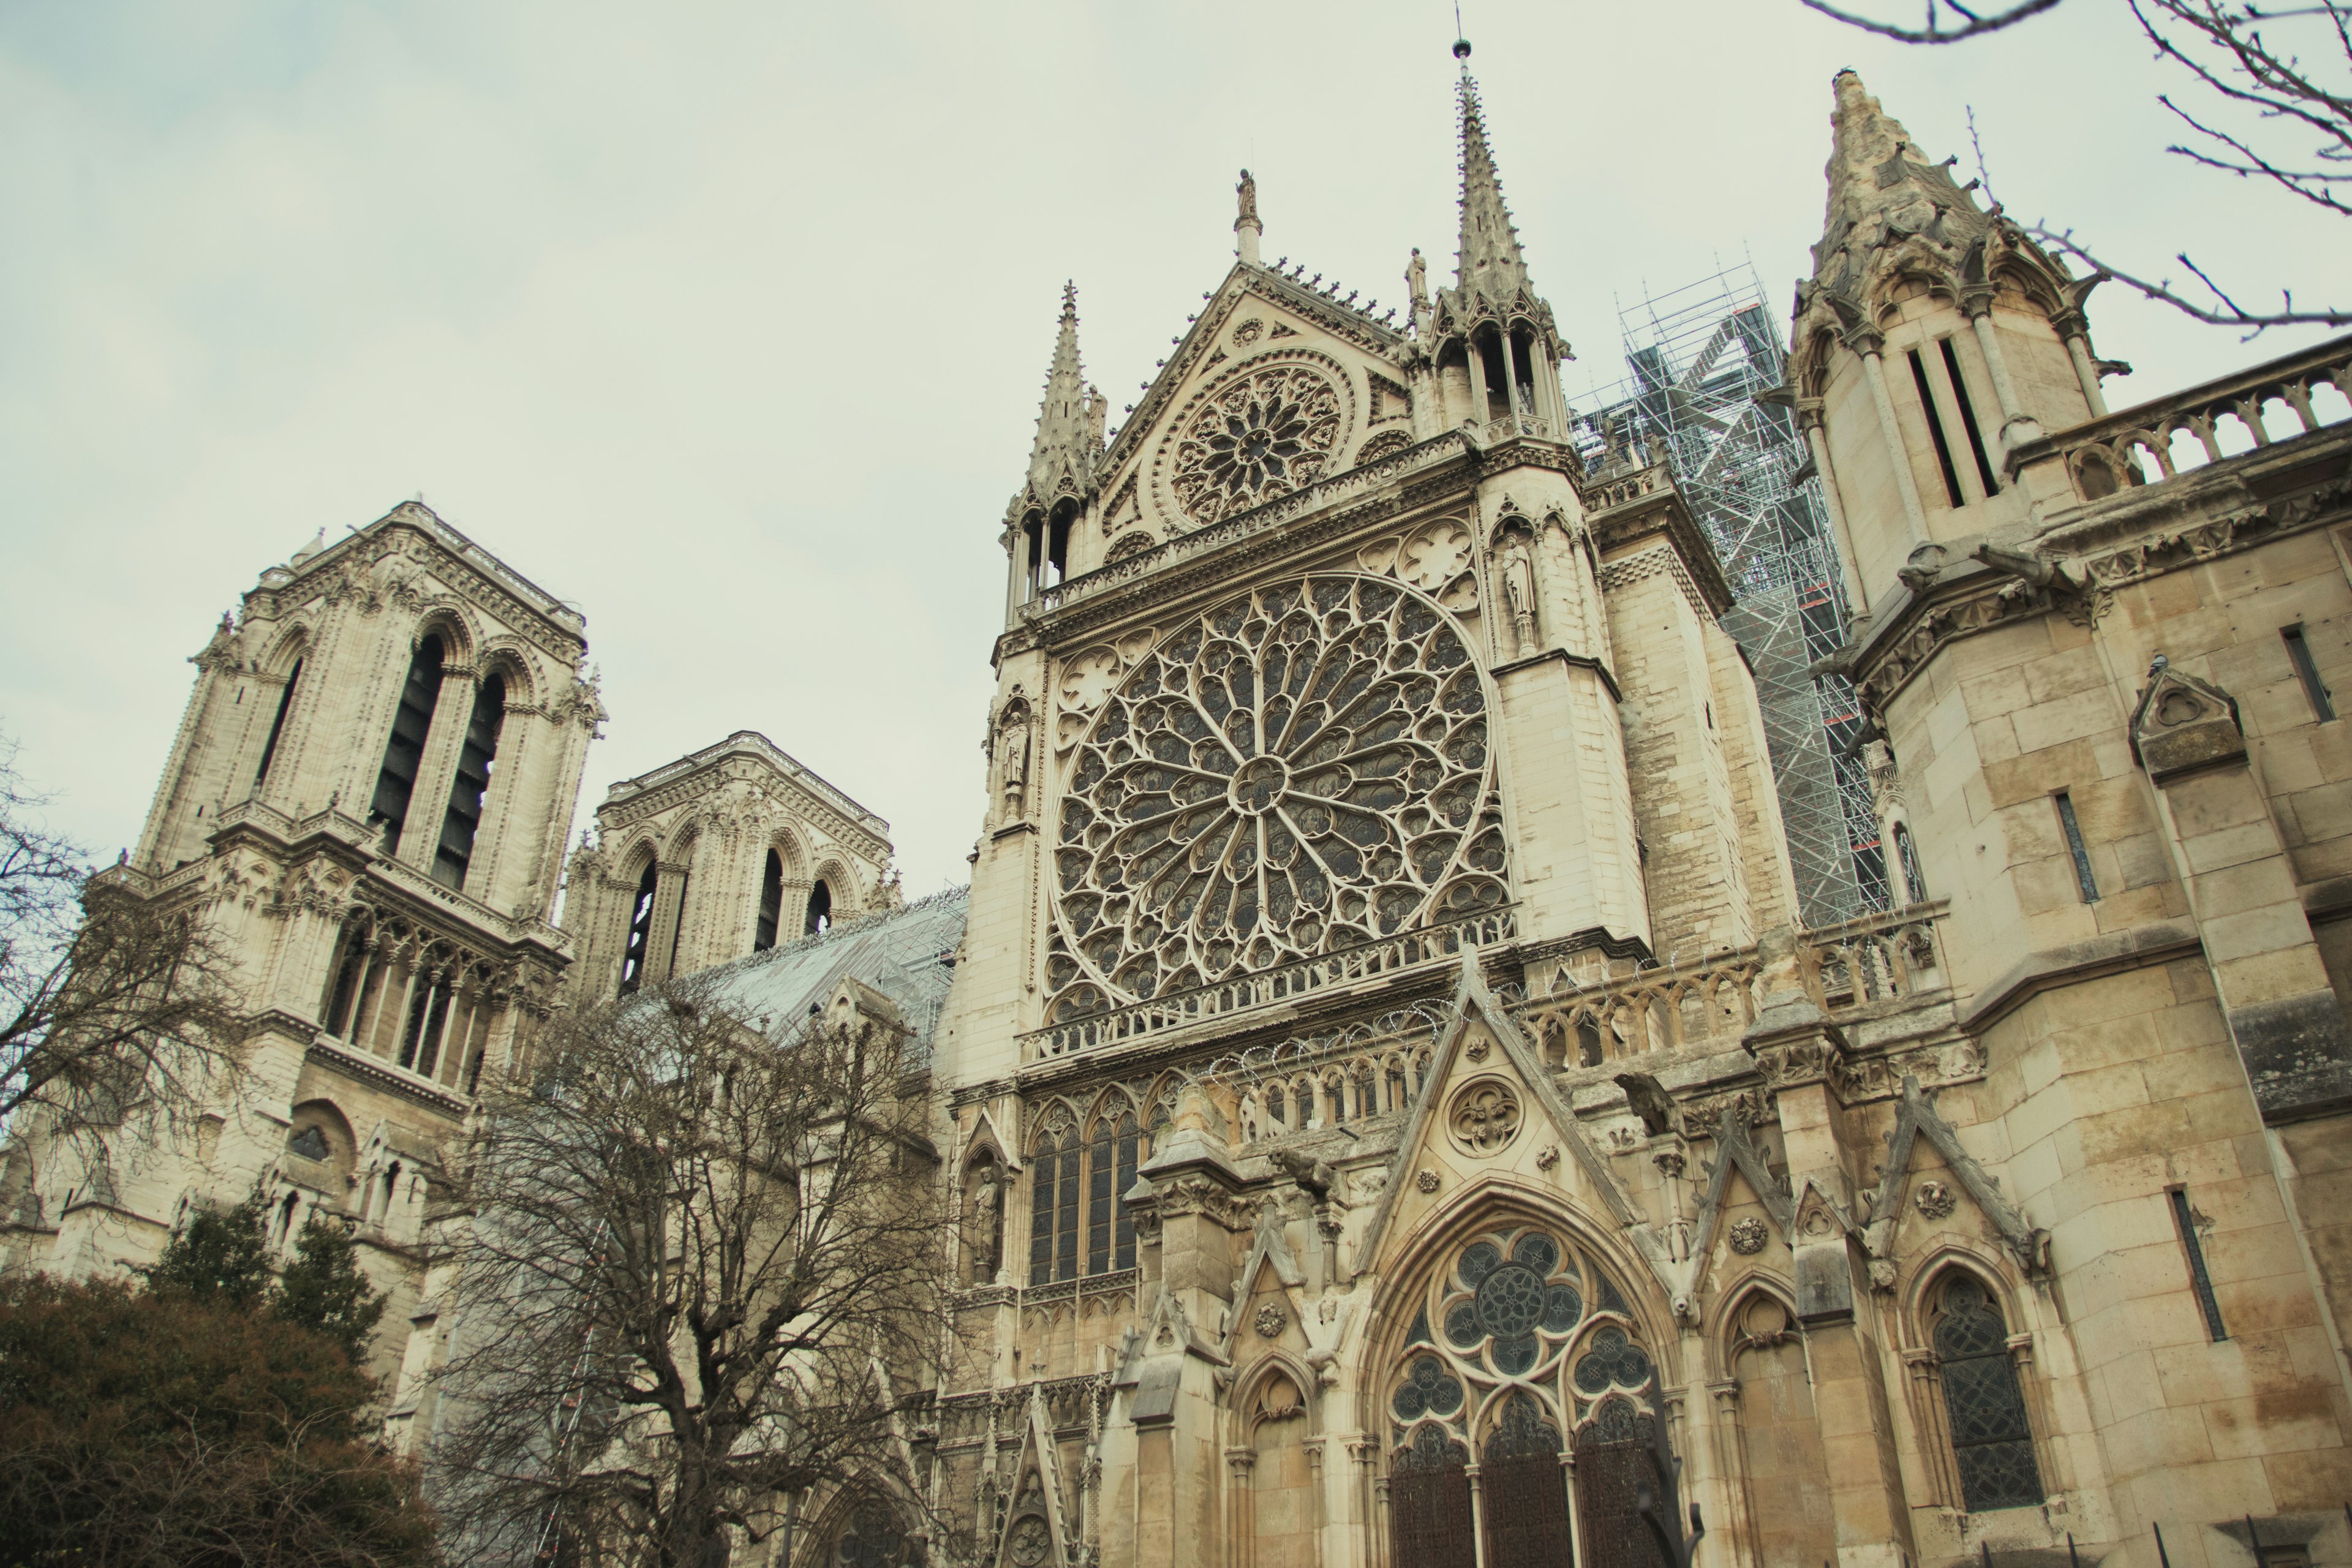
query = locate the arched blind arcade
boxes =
[432,674,506,891]
[369,636,444,855]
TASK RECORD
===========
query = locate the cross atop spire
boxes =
[1453,74,1531,306]
[1019,282,1102,510]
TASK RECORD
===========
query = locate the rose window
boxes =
[1049,575,1507,1021]
[1169,364,1344,526]
[1387,1227,1650,1461]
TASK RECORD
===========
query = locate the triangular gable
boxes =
[1352,947,1642,1279]
[992,1387,1077,1568]
[1682,1112,1796,1300]
[1219,1208,1310,1359]
[1862,1076,2045,1272]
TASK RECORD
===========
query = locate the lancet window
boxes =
[1931,1274,2043,1512]
[754,849,784,952]
[254,658,301,791]
[619,861,658,996]
[432,674,505,891]
[369,635,445,856]
[805,878,832,937]
[1029,1101,1152,1284]
[1385,1226,1664,1568]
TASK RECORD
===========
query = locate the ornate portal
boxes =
[1048,575,1506,1021]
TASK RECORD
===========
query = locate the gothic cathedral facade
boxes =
[7,58,2352,1568]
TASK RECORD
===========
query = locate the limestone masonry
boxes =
[8,61,2352,1568]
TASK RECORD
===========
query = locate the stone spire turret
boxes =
[1452,75,1533,310]
[1019,282,1101,511]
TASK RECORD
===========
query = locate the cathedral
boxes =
[8,53,2352,1568]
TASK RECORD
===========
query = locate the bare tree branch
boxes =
[1799,0,2066,43]
[2026,224,2352,333]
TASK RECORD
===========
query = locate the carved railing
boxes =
[1027,431,1474,616]
[1022,907,1518,1064]
[1512,902,1951,1066]
[1577,458,1672,513]
[2049,335,2352,502]
[1483,412,1553,443]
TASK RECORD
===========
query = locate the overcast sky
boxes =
[2,1,2342,905]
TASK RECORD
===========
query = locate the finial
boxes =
[1453,36,1471,59]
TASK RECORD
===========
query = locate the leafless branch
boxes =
[1799,0,2066,43]
[2026,224,2352,333]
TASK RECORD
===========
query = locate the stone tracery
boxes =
[1169,363,1345,526]
[1047,575,1506,1020]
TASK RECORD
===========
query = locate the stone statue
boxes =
[997,709,1030,818]
[968,1164,1003,1284]
[1406,247,1428,309]
[1235,168,1258,228]
[1501,537,1537,657]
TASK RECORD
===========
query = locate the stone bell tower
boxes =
[1,502,601,1385]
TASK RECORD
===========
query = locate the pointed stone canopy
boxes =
[1433,74,1557,343]
[1808,68,1994,299]
[1014,281,1103,515]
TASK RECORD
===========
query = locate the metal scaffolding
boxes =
[1569,260,1890,925]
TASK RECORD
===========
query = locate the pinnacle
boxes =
[1452,72,1534,306]
[1019,284,1099,506]
[1812,68,1991,288]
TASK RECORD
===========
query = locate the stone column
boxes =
[1962,301,2045,454]
[1498,330,1525,428]
[1224,1447,1256,1568]
[1463,336,1489,429]
[1464,1462,1489,1568]
[644,861,690,986]
[1851,331,1930,538]
[2060,323,2109,417]
[1799,404,1870,619]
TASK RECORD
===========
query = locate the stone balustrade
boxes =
[1021,907,1517,1064]
[2047,335,2352,501]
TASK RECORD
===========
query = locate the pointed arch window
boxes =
[254,658,301,792]
[323,918,369,1036]
[619,861,658,996]
[755,850,785,952]
[369,636,444,856]
[1027,1126,1083,1284]
[1931,1275,2043,1512]
[1895,821,1928,905]
[1082,1109,1145,1275]
[432,674,505,891]
[805,878,832,937]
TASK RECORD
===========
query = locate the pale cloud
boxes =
[3,1,2339,898]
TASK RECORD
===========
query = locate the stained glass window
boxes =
[1932,1275,2043,1512]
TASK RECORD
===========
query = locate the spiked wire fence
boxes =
[1570,261,1891,925]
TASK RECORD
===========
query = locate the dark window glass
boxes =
[254,659,302,791]
[1028,1136,1058,1284]
[1932,1276,2044,1511]
[755,850,784,952]
[433,676,506,891]
[1896,821,1928,903]
[1940,337,2001,496]
[1909,348,1967,508]
[2055,793,2098,902]
[1114,1114,1142,1271]
[1085,1121,1114,1274]
[323,925,366,1035]
[2171,1188,2229,1341]
[369,636,445,855]
[2284,625,2335,722]
[1055,1140,1081,1281]
[619,862,658,996]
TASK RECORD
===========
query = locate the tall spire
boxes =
[1019,282,1101,509]
[1453,73,1531,304]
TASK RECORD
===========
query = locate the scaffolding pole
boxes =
[1570,260,1890,925]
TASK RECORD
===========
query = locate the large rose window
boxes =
[1049,575,1507,1022]
[1169,364,1345,526]
[1387,1227,1650,1461]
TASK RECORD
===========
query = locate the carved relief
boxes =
[1254,1302,1288,1338]
[1449,1081,1523,1155]
[1914,1179,1957,1220]
[1728,1216,1770,1255]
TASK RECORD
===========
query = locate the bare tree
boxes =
[1803,0,2351,333]
[428,974,949,1567]
[0,728,247,1156]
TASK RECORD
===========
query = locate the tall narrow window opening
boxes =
[1908,348,1968,507]
[369,636,445,856]
[1113,1113,1142,1271]
[432,675,506,891]
[1085,1117,1115,1275]
[254,659,302,792]
[1028,1134,1060,1284]
[1054,1136,1081,1282]
[2054,792,2098,902]
[619,861,658,995]
[1940,337,2001,496]
[1896,821,1928,903]
[665,870,691,977]
[1045,500,1075,589]
[2284,625,2335,721]
[1930,1275,2043,1512]
[755,850,784,952]
[323,925,367,1036]
[804,879,832,937]
[2170,1188,2229,1341]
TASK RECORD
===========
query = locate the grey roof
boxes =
[694,888,968,1068]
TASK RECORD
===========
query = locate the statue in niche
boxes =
[1500,532,1538,657]
[967,1158,1003,1285]
[995,699,1031,821]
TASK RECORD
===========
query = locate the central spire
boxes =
[1453,73,1531,304]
